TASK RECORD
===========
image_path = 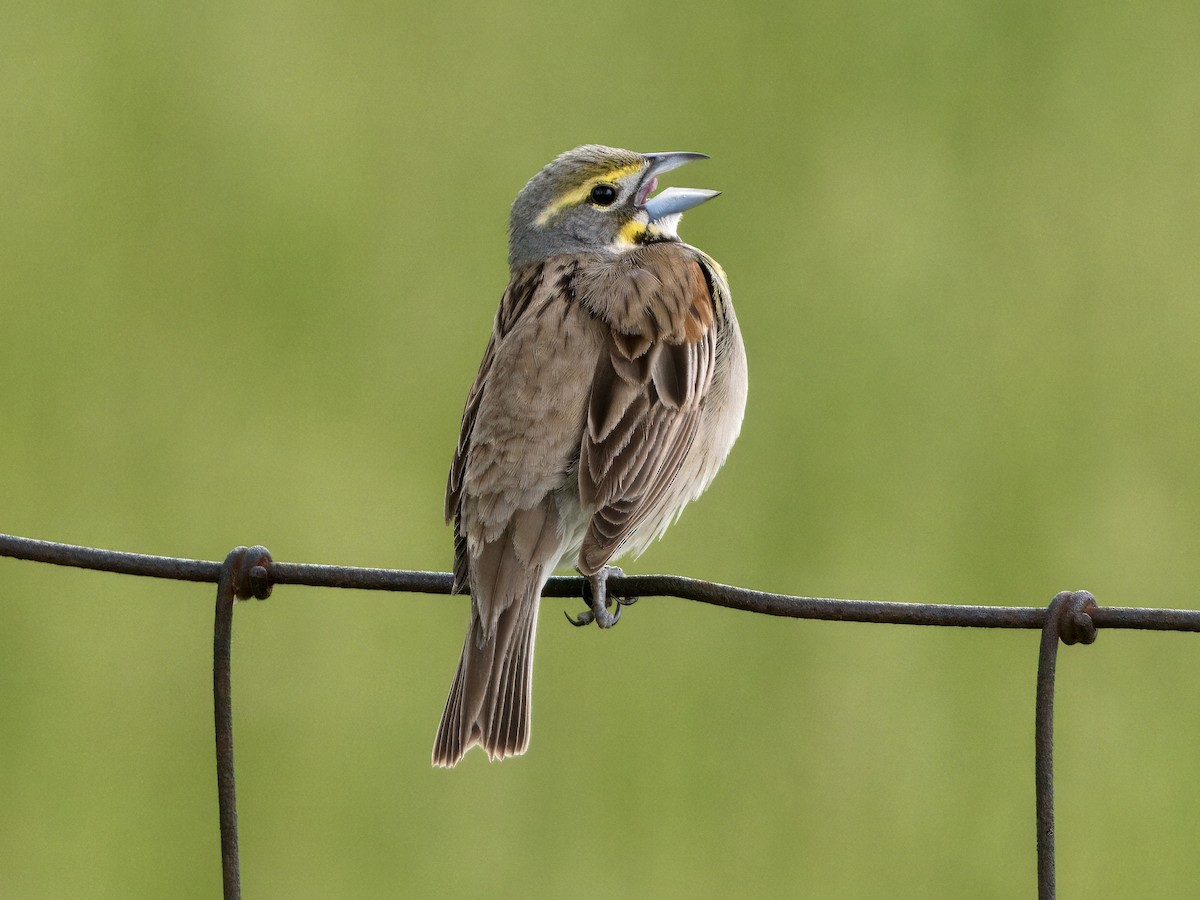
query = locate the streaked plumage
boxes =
[433,145,747,766]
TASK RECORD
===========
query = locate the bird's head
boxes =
[508,144,718,269]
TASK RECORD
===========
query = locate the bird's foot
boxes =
[564,566,637,628]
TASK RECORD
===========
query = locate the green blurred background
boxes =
[3,1,1199,896]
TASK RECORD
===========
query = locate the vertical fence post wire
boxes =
[1035,590,1097,900]
[214,546,273,900]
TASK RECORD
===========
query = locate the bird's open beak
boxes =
[644,151,709,178]
[638,151,719,223]
[643,186,721,222]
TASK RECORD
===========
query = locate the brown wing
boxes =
[445,262,546,592]
[577,246,717,573]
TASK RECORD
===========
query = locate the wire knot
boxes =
[1052,590,1097,646]
[228,545,273,601]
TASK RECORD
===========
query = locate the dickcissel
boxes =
[433,145,747,766]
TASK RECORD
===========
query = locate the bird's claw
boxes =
[564,608,594,627]
[567,566,636,629]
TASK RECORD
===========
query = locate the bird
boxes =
[433,144,747,767]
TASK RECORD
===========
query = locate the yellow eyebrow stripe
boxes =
[534,162,645,226]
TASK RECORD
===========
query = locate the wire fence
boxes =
[4,530,1200,899]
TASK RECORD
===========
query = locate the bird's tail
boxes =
[432,573,544,767]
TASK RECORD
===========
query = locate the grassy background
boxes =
[3,1,1200,896]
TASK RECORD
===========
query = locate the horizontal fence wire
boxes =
[7,531,1200,630]
[4,530,1200,900]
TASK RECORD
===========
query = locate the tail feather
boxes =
[491,598,537,754]
[432,577,543,767]
[434,503,561,767]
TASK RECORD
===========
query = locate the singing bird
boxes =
[433,145,747,766]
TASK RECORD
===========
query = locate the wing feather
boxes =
[577,247,718,573]
[445,262,546,593]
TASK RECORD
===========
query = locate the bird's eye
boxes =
[589,184,618,207]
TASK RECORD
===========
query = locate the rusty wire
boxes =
[1034,590,1099,900]
[213,546,272,900]
[4,530,1200,900]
